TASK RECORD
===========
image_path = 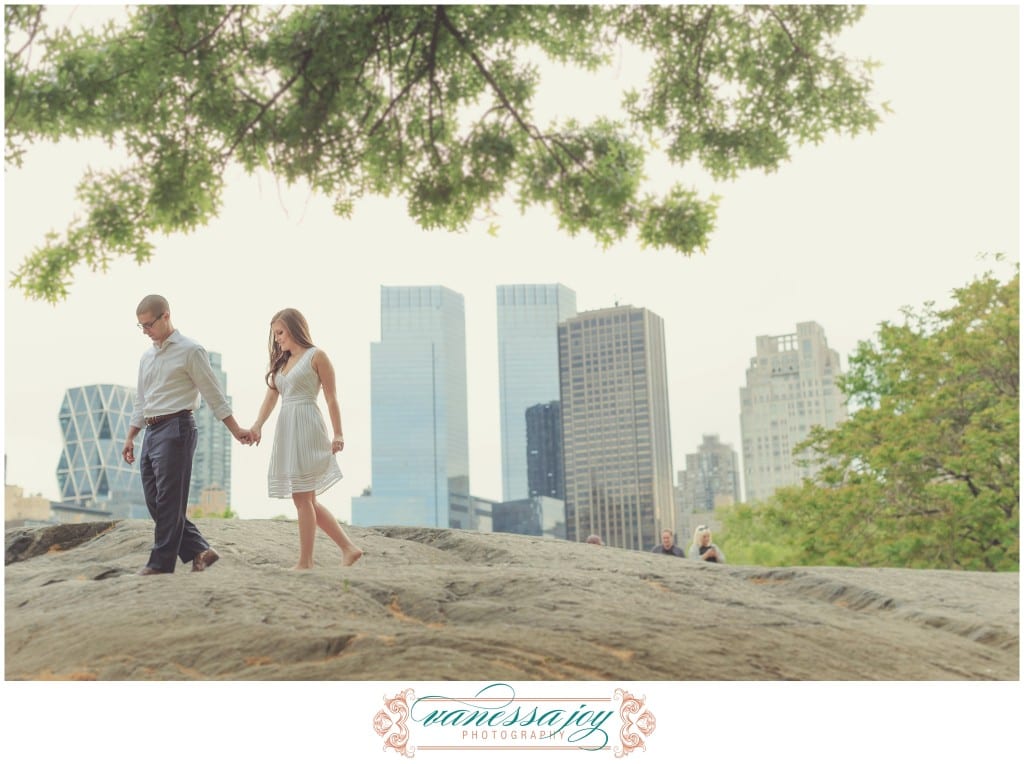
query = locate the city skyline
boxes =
[18,292,852,519]
[3,6,1018,528]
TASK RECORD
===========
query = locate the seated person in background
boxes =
[585,534,603,545]
[651,528,685,557]
[688,525,726,563]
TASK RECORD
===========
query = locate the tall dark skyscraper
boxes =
[525,400,564,500]
[558,305,675,551]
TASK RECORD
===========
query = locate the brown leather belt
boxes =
[145,409,192,427]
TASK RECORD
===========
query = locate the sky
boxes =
[4,5,1019,524]
[1,3,1020,760]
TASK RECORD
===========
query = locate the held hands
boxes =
[249,424,262,447]
[234,428,255,446]
[332,435,345,454]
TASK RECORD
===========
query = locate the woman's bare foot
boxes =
[290,563,313,571]
[342,548,363,567]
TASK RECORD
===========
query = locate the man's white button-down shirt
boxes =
[130,330,233,429]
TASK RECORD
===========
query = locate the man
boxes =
[651,528,685,557]
[122,295,251,575]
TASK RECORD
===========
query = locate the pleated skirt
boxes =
[267,400,342,498]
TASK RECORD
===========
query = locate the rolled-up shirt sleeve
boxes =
[186,345,233,421]
[130,357,147,430]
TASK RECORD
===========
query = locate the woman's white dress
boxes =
[267,347,343,498]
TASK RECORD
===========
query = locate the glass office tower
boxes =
[191,350,232,507]
[57,384,147,518]
[496,283,576,501]
[351,286,470,528]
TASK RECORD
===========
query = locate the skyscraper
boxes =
[351,286,470,528]
[558,305,676,551]
[57,384,147,518]
[496,283,576,501]
[739,321,849,502]
[676,434,742,514]
[191,350,232,508]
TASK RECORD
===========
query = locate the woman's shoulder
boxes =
[309,346,335,374]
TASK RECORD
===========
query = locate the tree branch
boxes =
[5,5,45,129]
[366,19,429,138]
[435,6,589,181]
[766,6,810,60]
[184,5,239,56]
[9,5,44,59]
[436,6,538,142]
[426,7,444,165]
[221,48,314,160]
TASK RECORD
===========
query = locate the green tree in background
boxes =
[5,4,882,301]
[190,506,238,519]
[723,264,1019,571]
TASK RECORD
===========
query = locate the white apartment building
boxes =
[739,322,848,502]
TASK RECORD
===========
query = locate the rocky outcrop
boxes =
[5,521,117,565]
[5,519,1018,680]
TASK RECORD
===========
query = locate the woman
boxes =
[250,308,363,569]
[688,525,725,563]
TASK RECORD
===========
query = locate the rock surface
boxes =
[5,519,1018,680]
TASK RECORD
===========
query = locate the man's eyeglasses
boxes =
[137,313,165,330]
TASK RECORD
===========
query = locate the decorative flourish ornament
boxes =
[373,688,417,757]
[613,688,656,757]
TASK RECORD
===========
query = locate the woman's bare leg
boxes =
[313,499,363,566]
[291,491,318,569]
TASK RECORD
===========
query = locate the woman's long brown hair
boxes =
[265,308,315,389]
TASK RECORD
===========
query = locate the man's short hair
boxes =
[137,294,169,317]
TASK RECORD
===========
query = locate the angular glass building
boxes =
[351,286,470,528]
[558,306,676,551]
[496,283,576,501]
[57,384,147,518]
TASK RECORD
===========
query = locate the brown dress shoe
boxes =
[191,548,220,572]
[136,566,169,576]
